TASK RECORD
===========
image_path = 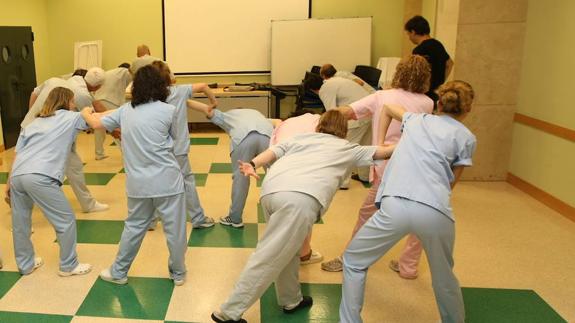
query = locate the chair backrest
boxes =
[353,65,382,89]
[304,71,323,91]
[310,65,321,74]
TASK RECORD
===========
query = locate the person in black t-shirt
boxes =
[404,15,454,106]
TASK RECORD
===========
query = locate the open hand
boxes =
[238,160,259,179]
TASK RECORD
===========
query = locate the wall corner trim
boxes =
[507,172,575,223]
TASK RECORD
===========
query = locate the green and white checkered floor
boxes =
[0,132,571,322]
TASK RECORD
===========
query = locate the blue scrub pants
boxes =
[211,109,270,224]
[340,196,464,323]
[228,132,269,223]
[220,191,321,320]
[10,174,80,274]
[176,154,207,226]
[110,193,187,281]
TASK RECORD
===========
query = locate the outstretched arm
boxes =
[29,93,38,109]
[378,104,406,145]
[451,166,464,189]
[336,106,358,120]
[80,107,109,129]
[186,99,215,119]
[373,144,395,160]
[192,83,218,107]
[237,149,277,179]
[92,100,108,113]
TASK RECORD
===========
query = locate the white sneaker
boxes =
[300,250,323,265]
[59,263,92,277]
[173,277,185,286]
[23,257,43,275]
[99,268,128,285]
[85,201,109,213]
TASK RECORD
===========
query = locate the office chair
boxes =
[295,71,325,112]
[353,65,382,90]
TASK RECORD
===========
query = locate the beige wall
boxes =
[509,0,575,207]
[45,0,163,78]
[41,0,407,84]
[453,0,527,180]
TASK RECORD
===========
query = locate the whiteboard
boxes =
[271,17,372,85]
[163,0,309,75]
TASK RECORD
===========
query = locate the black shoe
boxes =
[283,296,313,314]
[351,174,369,185]
[211,312,247,323]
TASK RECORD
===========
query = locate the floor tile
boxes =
[72,317,163,323]
[76,277,174,320]
[76,220,125,244]
[0,172,7,184]
[462,287,566,323]
[0,271,21,298]
[0,311,72,323]
[193,174,208,187]
[256,173,265,187]
[260,283,342,323]
[165,248,259,323]
[63,173,116,186]
[190,137,219,145]
[209,163,232,174]
[188,224,258,248]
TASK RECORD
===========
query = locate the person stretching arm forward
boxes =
[340,80,476,323]
[188,101,273,228]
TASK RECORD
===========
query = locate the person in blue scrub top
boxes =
[86,65,188,286]
[339,80,476,323]
[146,60,217,230]
[5,87,96,276]
[188,101,273,228]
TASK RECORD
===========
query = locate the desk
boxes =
[189,88,271,123]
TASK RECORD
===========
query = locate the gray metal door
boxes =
[0,26,37,149]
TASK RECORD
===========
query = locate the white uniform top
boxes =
[94,68,132,107]
[335,70,376,94]
[319,76,370,129]
[12,110,88,183]
[166,85,193,156]
[130,55,162,75]
[101,101,184,198]
[263,133,377,215]
[22,76,93,128]
[376,112,476,221]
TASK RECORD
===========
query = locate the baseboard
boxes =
[507,172,575,223]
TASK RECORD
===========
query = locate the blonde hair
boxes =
[436,80,475,115]
[316,110,348,139]
[151,60,174,86]
[391,55,431,94]
[37,87,74,118]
